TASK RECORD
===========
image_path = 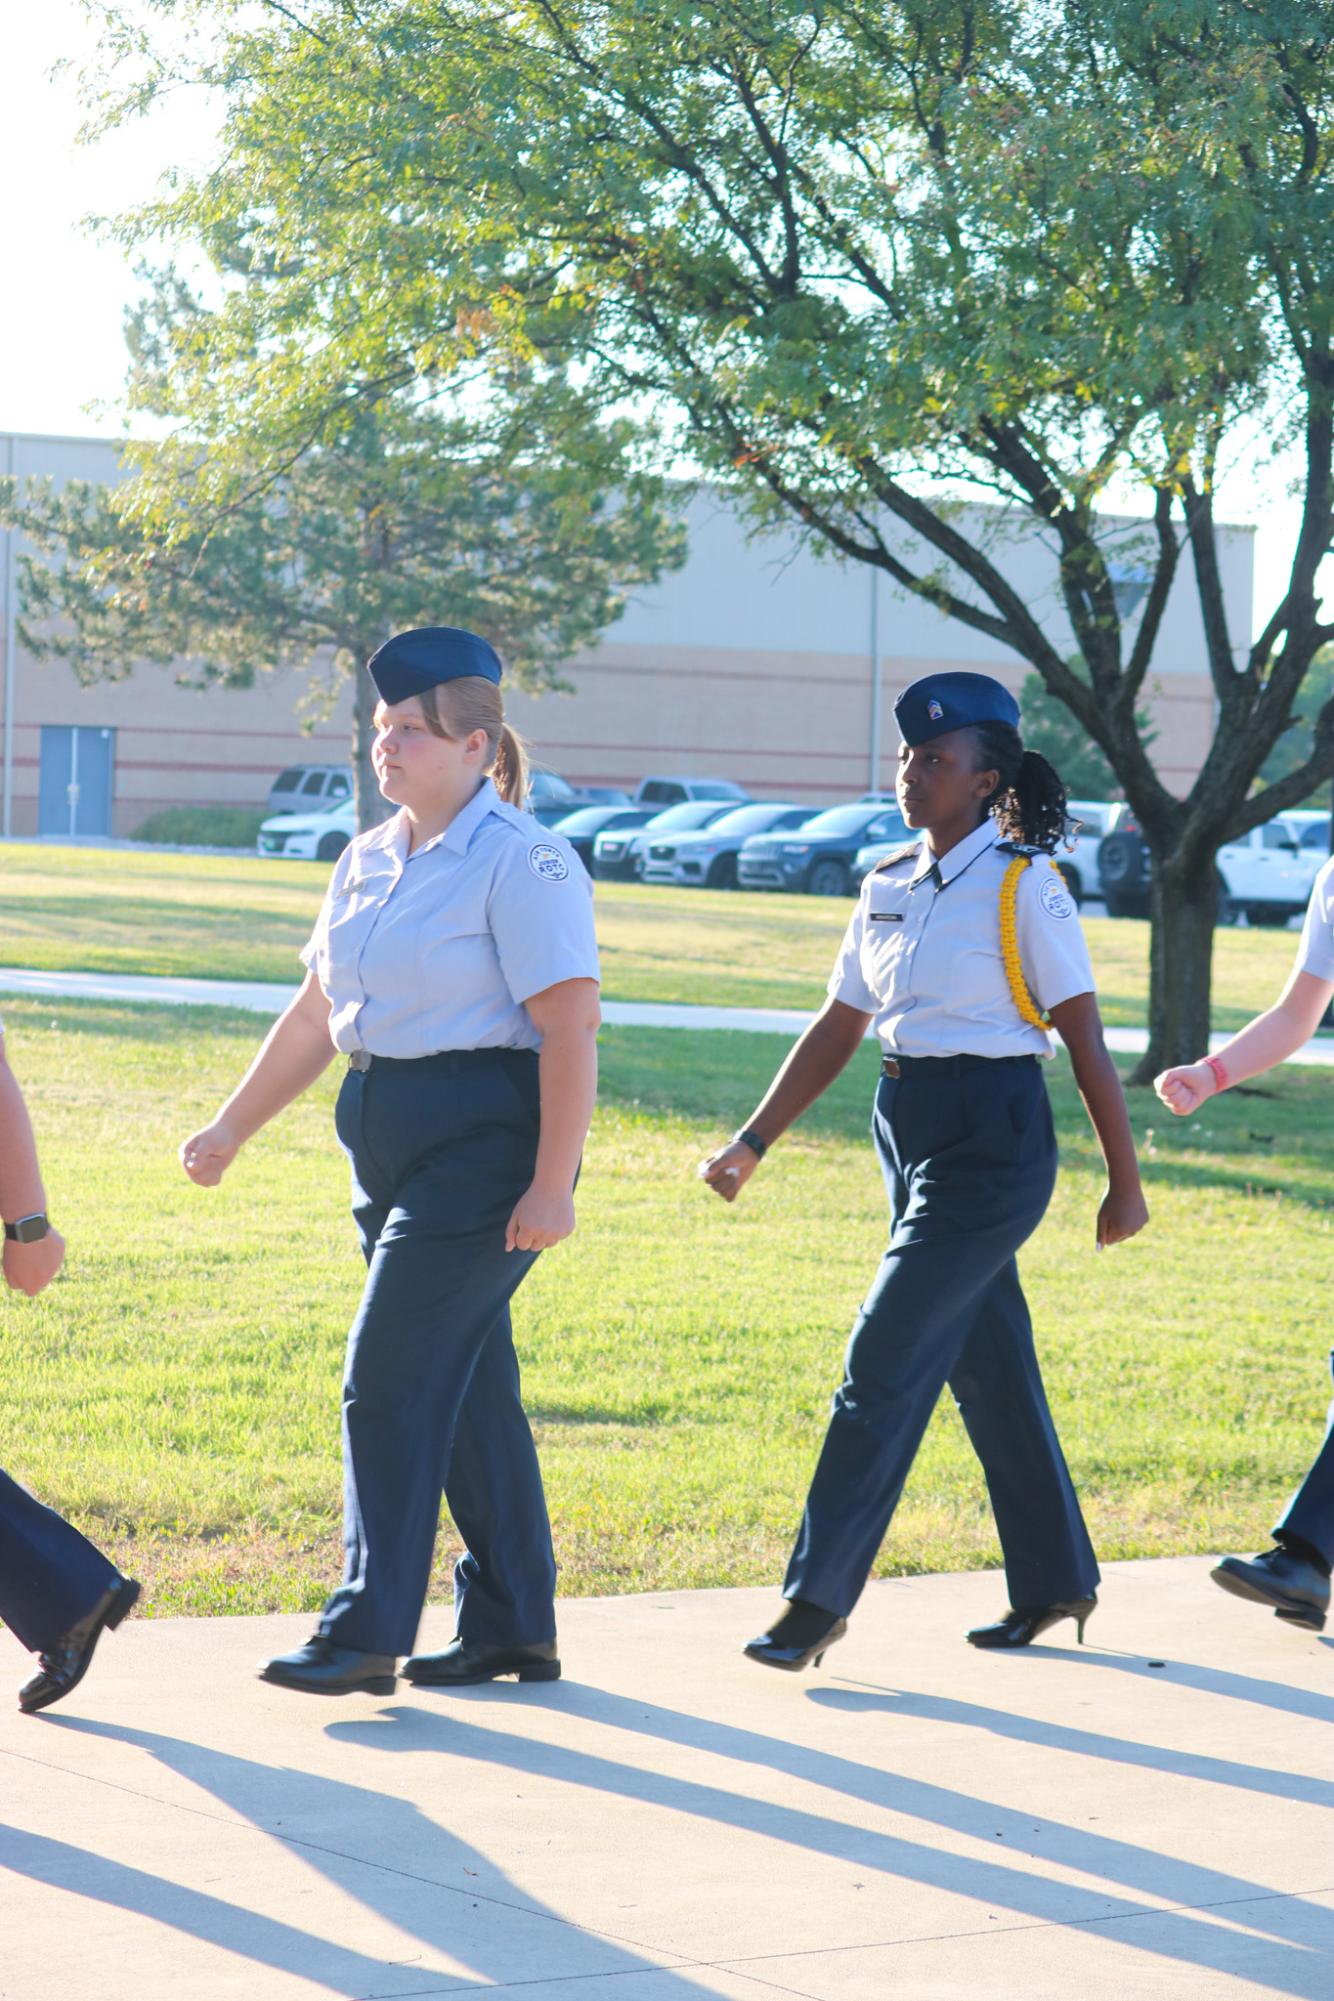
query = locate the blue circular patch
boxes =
[527,842,570,884]
[1039,871,1074,921]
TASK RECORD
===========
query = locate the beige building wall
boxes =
[1,433,1244,835]
[507,645,1218,806]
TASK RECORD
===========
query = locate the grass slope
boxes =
[3,997,1330,1619]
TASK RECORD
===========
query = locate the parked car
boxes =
[1054,799,1122,906]
[851,800,1114,901]
[632,776,751,807]
[527,767,583,826]
[593,799,738,880]
[851,809,914,885]
[1093,806,1148,916]
[572,784,632,805]
[738,802,909,896]
[1098,812,1312,924]
[1284,809,1331,888]
[551,804,656,874]
[641,802,815,888]
[258,794,355,862]
[266,763,353,818]
[1220,818,1316,924]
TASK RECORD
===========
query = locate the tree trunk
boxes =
[1131,859,1217,1084]
[351,671,389,834]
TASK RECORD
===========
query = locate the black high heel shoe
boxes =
[966,1595,1096,1649]
[744,1598,848,1672]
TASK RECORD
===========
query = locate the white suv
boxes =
[1098,812,1312,924]
[1217,817,1313,925]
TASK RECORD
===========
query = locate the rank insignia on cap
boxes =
[927,699,944,720]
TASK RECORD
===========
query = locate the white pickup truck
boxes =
[1098,812,1317,924]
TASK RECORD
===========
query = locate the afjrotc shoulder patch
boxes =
[527,842,570,883]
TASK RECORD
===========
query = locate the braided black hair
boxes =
[970,721,1067,853]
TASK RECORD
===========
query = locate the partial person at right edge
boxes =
[1156,858,1334,1635]
[0,1023,141,1714]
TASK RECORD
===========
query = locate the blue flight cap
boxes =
[894,671,1020,747]
[367,627,503,706]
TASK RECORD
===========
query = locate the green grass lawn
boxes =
[5,994,1332,1621]
[0,839,1310,1027]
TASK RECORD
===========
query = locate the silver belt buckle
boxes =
[347,1049,372,1073]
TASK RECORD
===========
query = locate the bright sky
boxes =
[0,3,1316,643]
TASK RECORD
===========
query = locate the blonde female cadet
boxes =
[701,672,1148,1671]
[181,628,600,1695]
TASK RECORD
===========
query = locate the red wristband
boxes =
[1203,1054,1228,1094]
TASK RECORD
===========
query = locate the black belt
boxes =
[880,1052,1036,1079]
[346,1047,535,1075]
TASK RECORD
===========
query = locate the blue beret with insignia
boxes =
[894,672,1020,747]
[367,626,502,706]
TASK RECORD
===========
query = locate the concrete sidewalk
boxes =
[6,964,1334,1068]
[2,1557,1330,2000]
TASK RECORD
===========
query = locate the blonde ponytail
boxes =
[491,723,528,806]
[420,672,529,806]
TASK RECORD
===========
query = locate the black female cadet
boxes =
[180,627,600,1695]
[700,671,1149,1671]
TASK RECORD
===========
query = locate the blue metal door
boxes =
[38,726,115,837]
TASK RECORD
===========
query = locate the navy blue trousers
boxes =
[785,1057,1099,1618]
[0,1466,121,1653]
[1276,1350,1334,1567]
[318,1049,557,1657]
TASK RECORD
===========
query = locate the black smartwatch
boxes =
[4,1213,50,1244]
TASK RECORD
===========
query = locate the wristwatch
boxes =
[4,1212,50,1243]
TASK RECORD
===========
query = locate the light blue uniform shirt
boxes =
[827,819,1095,1059]
[1298,855,1334,980]
[302,778,599,1057]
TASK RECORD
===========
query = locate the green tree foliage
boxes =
[4,389,682,826]
[1260,646,1334,801]
[19,385,680,697]
[1020,665,1157,800]
[80,2,1334,1064]
[1020,672,1122,802]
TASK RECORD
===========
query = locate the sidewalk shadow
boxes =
[1007,1644,1334,1727]
[14,1714,719,1997]
[326,1684,1334,1998]
[806,1680,1334,1810]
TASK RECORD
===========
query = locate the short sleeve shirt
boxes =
[826,819,1095,1058]
[302,779,599,1056]
[1298,856,1334,981]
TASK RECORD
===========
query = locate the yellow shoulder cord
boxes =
[999,855,1051,1030]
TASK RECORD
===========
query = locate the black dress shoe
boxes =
[966,1596,1097,1649]
[19,1576,141,1715]
[402,1638,560,1685]
[1211,1548,1329,1631]
[744,1598,848,1673]
[258,1636,397,1695]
